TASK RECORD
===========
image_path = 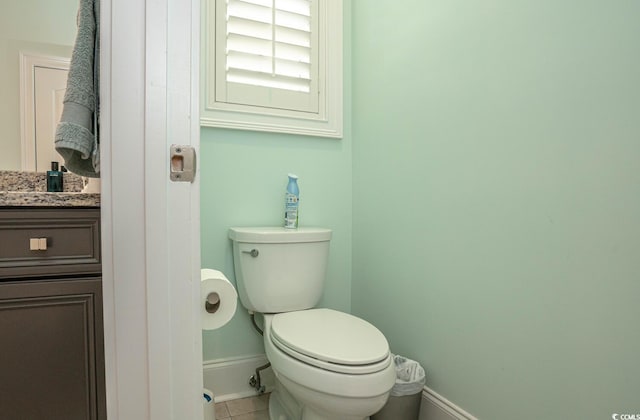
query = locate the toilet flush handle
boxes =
[242,249,259,257]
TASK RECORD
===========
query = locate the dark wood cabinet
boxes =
[0,208,105,420]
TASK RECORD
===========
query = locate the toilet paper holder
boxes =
[205,292,221,313]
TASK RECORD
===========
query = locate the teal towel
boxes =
[55,0,100,177]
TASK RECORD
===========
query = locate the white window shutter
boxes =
[202,0,343,138]
[216,0,319,113]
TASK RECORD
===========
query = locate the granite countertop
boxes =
[0,170,100,208]
[0,191,101,207]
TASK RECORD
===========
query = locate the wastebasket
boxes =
[372,355,425,420]
[203,388,215,420]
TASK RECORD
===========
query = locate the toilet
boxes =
[229,227,396,420]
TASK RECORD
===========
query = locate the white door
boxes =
[19,54,70,172]
[101,0,203,418]
[34,66,67,171]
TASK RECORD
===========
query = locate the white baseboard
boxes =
[419,386,478,420]
[203,354,275,402]
[203,357,477,420]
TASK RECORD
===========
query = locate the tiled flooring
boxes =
[215,394,270,420]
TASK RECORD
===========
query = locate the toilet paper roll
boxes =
[201,268,238,331]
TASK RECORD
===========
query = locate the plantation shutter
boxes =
[215,0,319,113]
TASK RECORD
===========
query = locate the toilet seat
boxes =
[270,308,391,375]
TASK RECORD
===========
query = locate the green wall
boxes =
[200,129,353,359]
[0,0,77,170]
[351,1,640,419]
[200,128,353,359]
[200,2,353,359]
[201,1,640,417]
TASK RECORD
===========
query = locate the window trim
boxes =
[200,0,343,138]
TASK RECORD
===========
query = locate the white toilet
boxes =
[229,227,396,420]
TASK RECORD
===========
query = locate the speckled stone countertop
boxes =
[0,170,100,207]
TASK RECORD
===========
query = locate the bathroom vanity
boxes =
[0,172,105,419]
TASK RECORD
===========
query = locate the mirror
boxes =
[0,0,79,171]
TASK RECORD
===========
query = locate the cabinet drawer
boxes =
[0,208,100,279]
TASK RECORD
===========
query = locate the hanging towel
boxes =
[55,0,100,177]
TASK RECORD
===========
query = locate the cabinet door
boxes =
[0,278,105,420]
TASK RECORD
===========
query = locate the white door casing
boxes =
[100,0,202,418]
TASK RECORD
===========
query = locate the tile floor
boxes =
[215,393,270,420]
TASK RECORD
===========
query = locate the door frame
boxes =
[100,0,202,418]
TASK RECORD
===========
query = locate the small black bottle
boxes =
[47,161,64,192]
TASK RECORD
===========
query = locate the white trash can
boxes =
[203,388,216,420]
[372,355,425,420]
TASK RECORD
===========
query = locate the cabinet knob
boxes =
[29,238,48,251]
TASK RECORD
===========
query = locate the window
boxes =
[201,0,343,138]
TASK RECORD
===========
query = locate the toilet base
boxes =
[268,393,289,420]
[275,373,385,420]
[268,397,372,420]
[269,377,300,420]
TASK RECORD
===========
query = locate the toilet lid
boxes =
[270,308,390,373]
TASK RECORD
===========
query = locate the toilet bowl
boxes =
[263,309,396,420]
[229,227,395,420]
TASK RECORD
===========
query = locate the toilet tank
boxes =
[228,227,332,313]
